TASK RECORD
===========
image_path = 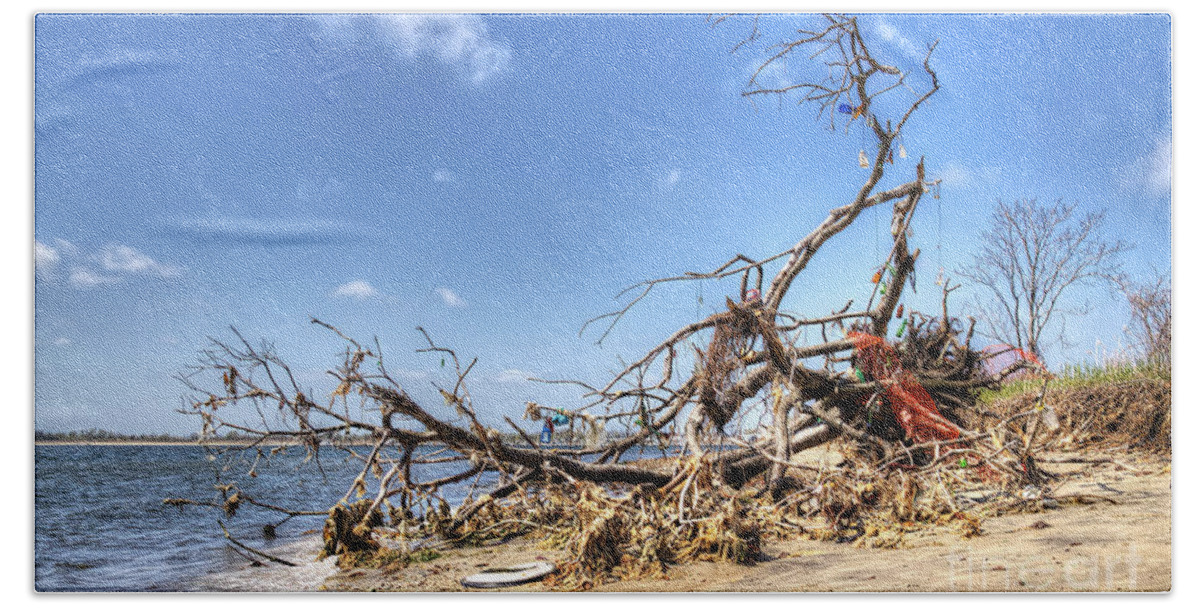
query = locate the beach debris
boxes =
[461,561,557,589]
[167,14,1158,592]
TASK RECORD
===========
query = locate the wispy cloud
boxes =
[98,244,181,277]
[1118,133,1171,197]
[54,337,72,347]
[35,240,60,278]
[937,160,1000,190]
[664,169,681,188]
[37,239,182,288]
[494,369,531,383]
[435,286,466,308]
[333,280,380,299]
[875,19,924,62]
[433,169,455,183]
[172,217,350,245]
[69,268,116,288]
[374,15,512,84]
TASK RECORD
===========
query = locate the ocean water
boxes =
[33,443,487,592]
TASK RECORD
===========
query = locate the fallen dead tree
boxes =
[170,15,1064,587]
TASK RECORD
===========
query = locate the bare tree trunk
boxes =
[768,387,793,501]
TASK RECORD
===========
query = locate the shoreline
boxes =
[195,448,1170,592]
[188,536,337,592]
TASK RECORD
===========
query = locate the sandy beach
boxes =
[199,448,1170,593]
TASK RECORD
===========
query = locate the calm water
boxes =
[33,444,489,592]
[34,442,682,592]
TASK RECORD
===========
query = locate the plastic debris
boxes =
[859,150,869,168]
[461,561,557,589]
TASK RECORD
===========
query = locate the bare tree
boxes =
[1119,273,1171,366]
[171,16,1045,584]
[961,199,1130,360]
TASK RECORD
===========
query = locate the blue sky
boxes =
[33,13,1171,434]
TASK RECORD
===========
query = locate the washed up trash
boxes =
[461,561,557,589]
[849,332,961,444]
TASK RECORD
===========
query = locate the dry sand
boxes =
[202,449,1171,593]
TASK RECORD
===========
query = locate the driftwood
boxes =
[171,15,1047,585]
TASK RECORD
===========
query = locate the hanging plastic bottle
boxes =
[896,304,905,319]
[871,269,883,284]
[895,318,909,338]
[540,420,554,444]
[898,142,907,158]
[837,103,853,114]
[858,150,869,168]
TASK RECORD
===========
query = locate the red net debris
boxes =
[849,332,961,444]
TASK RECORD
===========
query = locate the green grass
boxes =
[977,359,1170,406]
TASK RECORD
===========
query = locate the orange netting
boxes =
[849,331,960,444]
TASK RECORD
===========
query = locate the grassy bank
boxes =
[978,360,1170,405]
[978,360,1171,452]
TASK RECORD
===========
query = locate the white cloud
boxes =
[665,169,681,188]
[433,169,454,183]
[69,268,116,288]
[333,280,380,299]
[875,20,924,62]
[393,368,428,380]
[494,369,531,383]
[375,14,512,83]
[937,160,1000,189]
[36,239,181,288]
[54,337,72,347]
[98,245,181,277]
[435,287,466,308]
[1118,134,1171,198]
[35,240,59,276]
